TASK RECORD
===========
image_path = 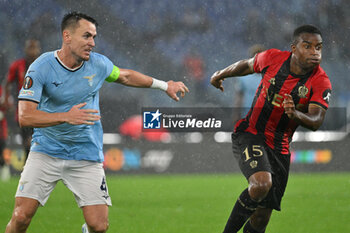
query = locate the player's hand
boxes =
[210,71,225,92]
[283,94,296,119]
[166,81,189,101]
[66,102,101,125]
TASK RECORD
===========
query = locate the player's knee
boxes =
[87,219,109,233]
[12,208,32,229]
[248,179,272,202]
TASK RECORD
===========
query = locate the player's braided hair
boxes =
[61,11,98,32]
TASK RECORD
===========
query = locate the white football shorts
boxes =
[15,151,112,207]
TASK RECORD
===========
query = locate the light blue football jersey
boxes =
[18,51,116,162]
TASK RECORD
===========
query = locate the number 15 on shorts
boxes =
[243,145,263,161]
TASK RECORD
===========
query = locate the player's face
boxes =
[25,40,41,61]
[291,33,323,70]
[68,19,97,61]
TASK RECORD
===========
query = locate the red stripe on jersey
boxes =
[7,59,27,92]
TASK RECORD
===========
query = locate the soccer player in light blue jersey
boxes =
[6,12,189,233]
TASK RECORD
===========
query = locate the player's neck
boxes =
[57,48,83,69]
[290,56,314,75]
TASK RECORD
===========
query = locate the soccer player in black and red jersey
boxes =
[211,25,331,233]
[3,39,41,162]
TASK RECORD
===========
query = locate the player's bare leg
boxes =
[82,204,109,233]
[5,197,40,233]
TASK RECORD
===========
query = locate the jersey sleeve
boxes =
[309,76,332,110]
[253,49,280,73]
[95,54,114,81]
[18,63,44,103]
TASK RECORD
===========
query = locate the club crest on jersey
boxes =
[298,85,308,98]
[269,78,275,85]
[250,160,258,169]
[83,74,96,87]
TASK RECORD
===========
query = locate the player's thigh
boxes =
[16,151,61,206]
[232,132,272,179]
[62,160,112,208]
[82,204,109,225]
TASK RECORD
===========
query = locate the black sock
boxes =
[243,220,265,233]
[223,189,259,233]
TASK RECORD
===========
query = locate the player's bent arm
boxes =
[210,58,255,91]
[287,104,326,131]
[19,101,101,128]
[215,58,255,79]
[19,100,66,128]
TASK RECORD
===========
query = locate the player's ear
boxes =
[62,30,71,44]
[290,43,296,53]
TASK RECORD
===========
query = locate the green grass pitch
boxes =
[1,173,349,232]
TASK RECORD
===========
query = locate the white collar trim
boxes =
[54,50,84,71]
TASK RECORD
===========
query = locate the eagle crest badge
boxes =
[298,85,308,98]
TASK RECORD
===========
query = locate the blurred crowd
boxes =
[0,0,349,134]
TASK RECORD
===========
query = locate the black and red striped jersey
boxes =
[234,49,332,154]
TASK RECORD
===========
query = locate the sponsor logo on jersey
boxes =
[52,81,63,87]
[322,89,331,104]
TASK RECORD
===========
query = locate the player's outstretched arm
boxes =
[283,94,326,131]
[116,68,189,101]
[210,57,255,92]
[19,101,101,128]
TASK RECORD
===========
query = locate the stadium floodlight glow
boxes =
[103,133,122,144]
[214,132,231,143]
[303,131,347,142]
[184,132,203,143]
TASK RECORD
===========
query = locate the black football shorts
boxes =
[232,131,290,211]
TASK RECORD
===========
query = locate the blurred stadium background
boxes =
[1,0,350,232]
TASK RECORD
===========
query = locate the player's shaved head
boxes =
[292,25,322,45]
[61,11,98,33]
